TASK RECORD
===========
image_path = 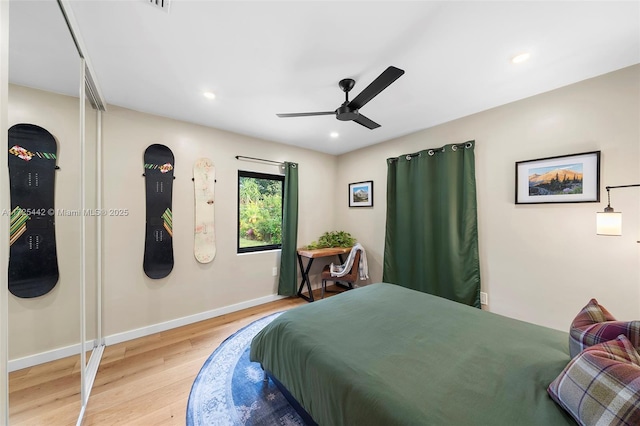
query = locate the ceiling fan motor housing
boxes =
[336,104,359,120]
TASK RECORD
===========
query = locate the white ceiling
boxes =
[9,1,640,155]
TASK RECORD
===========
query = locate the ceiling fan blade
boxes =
[276,111,335,118]
[348,66,405,110]
[353,114,380,129]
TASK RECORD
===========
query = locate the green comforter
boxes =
[250,283,575,425]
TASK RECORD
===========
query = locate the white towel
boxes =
[329,243,369,281]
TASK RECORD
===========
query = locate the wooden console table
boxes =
[296,247,352,302]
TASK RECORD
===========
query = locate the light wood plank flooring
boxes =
[9,288,336,425]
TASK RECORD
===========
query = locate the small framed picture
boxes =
[349,181,373,207]
[515,151,600,204]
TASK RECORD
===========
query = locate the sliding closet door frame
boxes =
[57,1,107,423]
[79,56,88,410]
[0,1,9,424]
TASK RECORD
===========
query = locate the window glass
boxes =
[238,170,284,253]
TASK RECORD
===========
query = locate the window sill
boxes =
[237,248,282,256]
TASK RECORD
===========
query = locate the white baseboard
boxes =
[104,293,286,346]
[9,293,286,372]
[8,340,98,373]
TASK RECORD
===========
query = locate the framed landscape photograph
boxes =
[515,151,600,204]
[349,181,373,207]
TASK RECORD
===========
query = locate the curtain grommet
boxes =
[428,150,434,156]
[406,155,412,161]
[452,145,458,151]
[465,142,473,149]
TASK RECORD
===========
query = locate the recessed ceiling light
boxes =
[511,53,530,64]
[330,132,339,138]
[203,91,216,99]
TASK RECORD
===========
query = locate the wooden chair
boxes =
[320,250,361,299]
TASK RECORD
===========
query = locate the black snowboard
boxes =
[143,144,174,279]
[8,123,59,298]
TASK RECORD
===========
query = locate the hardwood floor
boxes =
[8,288,334,425]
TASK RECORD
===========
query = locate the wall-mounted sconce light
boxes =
[596,184,640,236]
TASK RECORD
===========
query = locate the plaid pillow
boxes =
[569,299,640,358]
[548,335,640,426]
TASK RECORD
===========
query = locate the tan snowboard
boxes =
[193,158,216,263]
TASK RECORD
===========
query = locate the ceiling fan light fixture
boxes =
[203,91,216,100]
[511,52,531,64]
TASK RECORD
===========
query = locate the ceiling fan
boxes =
[276,66,405,129]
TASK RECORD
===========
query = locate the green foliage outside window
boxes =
[239,174,283,249]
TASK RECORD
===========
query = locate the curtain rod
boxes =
[388,141,474,162]
[235,155,284,166]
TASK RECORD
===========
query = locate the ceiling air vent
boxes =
[146,0,170,13]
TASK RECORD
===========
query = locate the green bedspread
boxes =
[250,283,575,426]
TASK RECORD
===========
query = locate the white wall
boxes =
[100,105,337,338]
[336,65,640,331]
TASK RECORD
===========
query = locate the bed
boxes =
[250,283,575,425]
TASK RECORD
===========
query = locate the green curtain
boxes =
[383,141,481,307]
[278,162,299,296]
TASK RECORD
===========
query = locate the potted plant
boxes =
[305,231,356,249]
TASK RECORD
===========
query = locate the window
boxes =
[237,170,284,253]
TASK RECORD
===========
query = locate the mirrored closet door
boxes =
[7,1,104,423]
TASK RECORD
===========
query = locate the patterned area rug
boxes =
[187,312,309,425]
